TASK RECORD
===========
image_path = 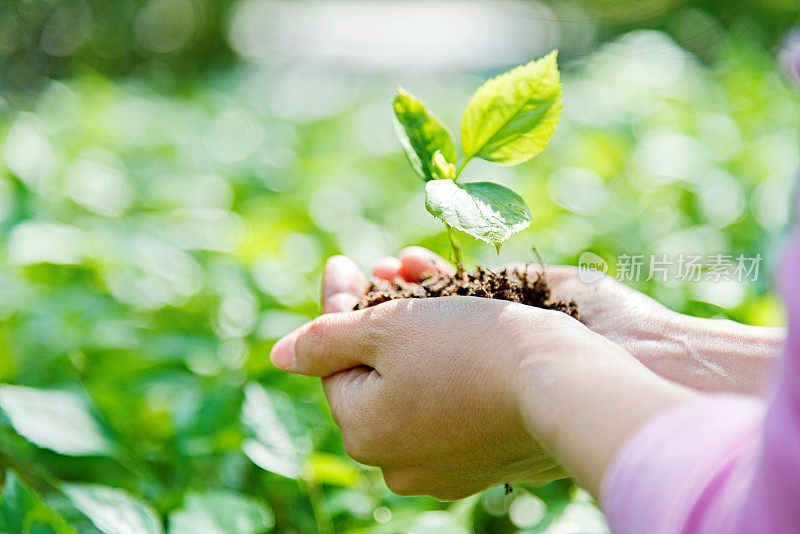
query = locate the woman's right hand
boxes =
[372,247,785,395]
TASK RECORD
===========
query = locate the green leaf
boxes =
[240,383,303,479]
[0,471,77,534]
[62,484,163,534]
[461,51,562,165]
[393,87,456,181]
[302,452,361,488]
[0,385,113,456]
[168,490,274,534]
[431,150,455,180]
[425,180,531,250]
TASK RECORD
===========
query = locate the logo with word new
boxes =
[578,252,608,284]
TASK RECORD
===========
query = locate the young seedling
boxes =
[393,51,562,273]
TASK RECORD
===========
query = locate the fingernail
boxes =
[270,330,298,371]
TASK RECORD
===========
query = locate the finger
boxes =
[398,246,455,281]
[322,255,368,314]
[541,265,582,284]
[372,256,403,282]
[270,309,380,377]
[323,368,386,467]
[325,292,361,314]
[321,366,376,427]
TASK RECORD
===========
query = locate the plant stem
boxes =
[454,157,471,180]
[445,223,464,275]
[301,476,334,534]
[530,245,546,271]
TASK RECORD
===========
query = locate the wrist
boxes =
[513,329,695,496]
[623,310,785,394]
[512,324,644,453]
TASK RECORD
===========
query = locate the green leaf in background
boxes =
[302,452,360,488]
[393,87,457,181]
[62,484,163,534]
[0,385,113,456]
[0,471,77,534]
[425,180,532,251]
[461,50,562,165]
[168,490,274,534]
[240,383,303,479]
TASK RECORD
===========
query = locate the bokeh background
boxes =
[0,1,799,533]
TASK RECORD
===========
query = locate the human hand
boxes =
[371,246,669,360]
[270,256,667,500]
[373,247,784,395]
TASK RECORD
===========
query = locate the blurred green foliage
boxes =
[0,0,236,93]
[0,4,798,531]
[1,0,798,94]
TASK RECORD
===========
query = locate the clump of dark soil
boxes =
[355,266,579,319]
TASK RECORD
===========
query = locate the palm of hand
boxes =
[543,267,669,353]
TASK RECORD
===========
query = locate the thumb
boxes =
[270,309,380,377]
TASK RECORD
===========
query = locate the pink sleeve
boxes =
[601,232,800,534]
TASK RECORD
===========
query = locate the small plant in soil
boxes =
[357,51,577,317]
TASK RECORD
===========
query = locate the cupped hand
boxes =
[270,255,650,500]
[372,247,674,375]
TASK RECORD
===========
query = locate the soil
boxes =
[355,265,579,319]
